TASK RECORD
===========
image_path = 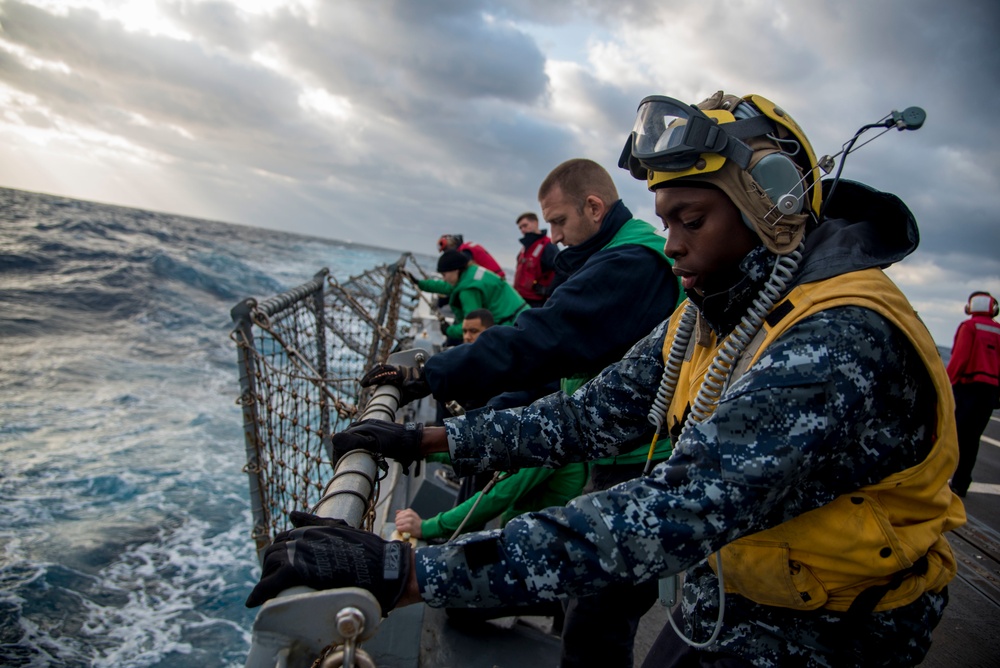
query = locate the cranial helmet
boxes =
[966,291,1000,317]
[438,234,464,252]
[619,91,821,254]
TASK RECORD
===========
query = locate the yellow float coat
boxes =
[662,268,966,612]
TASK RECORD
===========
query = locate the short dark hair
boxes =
[538,159,618,212]
[516,212,538,225]
[464,308,494,327]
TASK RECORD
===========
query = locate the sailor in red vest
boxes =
[513,212,559,307]
[438,234,506,280]
[947,291,1000,496]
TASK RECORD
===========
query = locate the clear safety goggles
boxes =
[619,95,770,179]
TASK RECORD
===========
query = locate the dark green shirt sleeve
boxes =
[418,278,453,296]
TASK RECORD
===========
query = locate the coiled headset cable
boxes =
[645,243,803,649]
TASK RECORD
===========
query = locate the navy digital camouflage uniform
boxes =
[413,182,949,667]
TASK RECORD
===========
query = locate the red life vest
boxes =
[458,242,505,280]
[947,314,1000,387]
[514,236,554,301]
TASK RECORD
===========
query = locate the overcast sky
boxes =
[1,0,998,345]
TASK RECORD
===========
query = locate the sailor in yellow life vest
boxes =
[251,91,966,667]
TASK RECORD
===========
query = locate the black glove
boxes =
[245,511,411,612]
[439,321,451,337]
[360,363,431,405]
[332,419,424,472]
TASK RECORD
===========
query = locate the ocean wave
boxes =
[0,187,421,666]
[149,253,240,302]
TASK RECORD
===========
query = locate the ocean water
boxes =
[0,187,427,667]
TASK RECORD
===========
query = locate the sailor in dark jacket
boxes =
[361,158,682,666]
[411,161,679,412]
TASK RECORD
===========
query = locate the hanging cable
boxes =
[447,471,508,541]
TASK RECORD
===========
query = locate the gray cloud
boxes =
[615,1,1000,274]
[0,0,568,251]
[0,0,997,344]
[1,3,295,128]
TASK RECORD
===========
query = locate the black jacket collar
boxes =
[519,230,549,249]
[553,200,630,279]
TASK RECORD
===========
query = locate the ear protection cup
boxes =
[967,292,999,317]
[751,153,806,214]
[737,152,806,229]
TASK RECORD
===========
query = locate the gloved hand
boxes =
[360,363,431,405]
[245,511,411,612]
[332,420,424,472]
[439,321,451,337]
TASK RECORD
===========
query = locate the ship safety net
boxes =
[229,253,430,558]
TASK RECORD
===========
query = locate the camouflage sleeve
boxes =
[441,319,670,476]
[416,307,935,609]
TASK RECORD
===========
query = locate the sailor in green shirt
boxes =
[417,250,528,340]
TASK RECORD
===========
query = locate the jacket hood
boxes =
[795,179,919,286]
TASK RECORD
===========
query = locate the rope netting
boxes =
[230,253,426,555]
